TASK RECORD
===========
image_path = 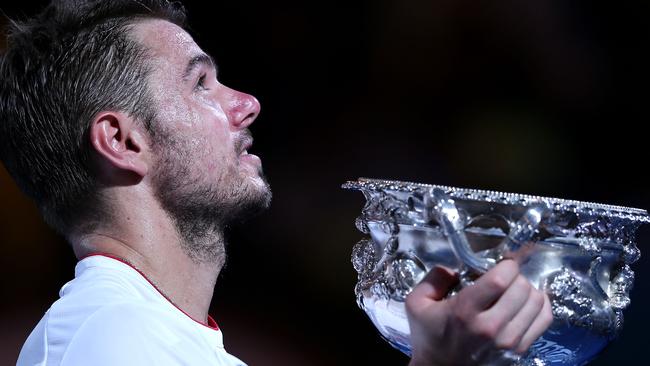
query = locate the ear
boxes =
[90,111,149,181]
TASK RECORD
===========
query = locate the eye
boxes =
[195,73,208,91]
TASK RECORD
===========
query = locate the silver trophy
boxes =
[343,178,649,366]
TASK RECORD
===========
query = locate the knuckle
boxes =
[531,290,545,309]
[451,304,470,325]
[488,274,511,293]
[515,343,531,355]
[515,275,531,292]
[495,335,520,350]
[498,259,519,272]
[473,319,500,340]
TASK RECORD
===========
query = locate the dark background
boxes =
[1,0,649,365]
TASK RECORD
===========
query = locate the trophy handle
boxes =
[427,188,550,275]
[426,188,495,273]
[499,203,550,261]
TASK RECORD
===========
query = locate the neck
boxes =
[71,186,224,325]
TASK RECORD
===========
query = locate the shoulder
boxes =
[18,301,182,366]
[59,302,184,365]
[43,264,153,341]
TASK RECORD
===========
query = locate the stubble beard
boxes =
[150,131,272,265]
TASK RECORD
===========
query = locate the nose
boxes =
[226,88,261,129]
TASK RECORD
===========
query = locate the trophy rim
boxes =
[342,177,650,223]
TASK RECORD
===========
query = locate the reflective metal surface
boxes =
[344,178,649,365]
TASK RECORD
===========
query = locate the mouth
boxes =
[236,131,254,156]
[235,130,261,169]
[239,139,253,156]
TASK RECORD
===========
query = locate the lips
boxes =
[235,130,254,156]
[236,131,262,169]
[239,138,252,156]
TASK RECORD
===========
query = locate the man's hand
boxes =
[405,260,553,366]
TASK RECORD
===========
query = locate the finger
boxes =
[460,260,519,311]
[408,266,459,304]
[480,275,532,331]
[493,286,544,350]
[516,292,554,354]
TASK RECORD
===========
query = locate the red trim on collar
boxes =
[80,252,220,331]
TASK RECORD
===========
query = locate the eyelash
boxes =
[195,74,208,90]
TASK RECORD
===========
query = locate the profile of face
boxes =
[131,19,271,261]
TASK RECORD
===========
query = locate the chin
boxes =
[250,176,272,209]
[242,164,270,193]
[233,171,272,218]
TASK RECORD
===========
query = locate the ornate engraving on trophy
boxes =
[344,178,649,365]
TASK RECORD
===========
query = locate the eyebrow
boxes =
[181,53,217,81]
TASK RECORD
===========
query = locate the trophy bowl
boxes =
[343,178,649,366]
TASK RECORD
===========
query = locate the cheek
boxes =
[195,128,236,173]
[197,93,223,114]
[154,90,235,173]
[193,92,233,132]
[154,95,201,134]
[192,101,235,169]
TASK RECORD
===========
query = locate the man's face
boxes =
[131,19,271,261]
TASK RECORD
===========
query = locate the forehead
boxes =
[130,19,202,69]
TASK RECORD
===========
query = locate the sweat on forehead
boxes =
[130,18,202,60]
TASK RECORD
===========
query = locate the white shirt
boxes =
[17,254,247,366]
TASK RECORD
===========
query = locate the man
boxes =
[0,1,552,365]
